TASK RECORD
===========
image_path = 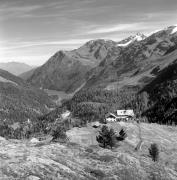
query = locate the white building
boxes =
[106,110,135,122]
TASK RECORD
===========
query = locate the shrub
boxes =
[116,128,127,141]
[85,148,94,153]
[51,125,67,142]
[85,167,106,179]
[98,155,115,162]
[149,143,159,162]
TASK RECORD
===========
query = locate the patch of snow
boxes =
[117,40,133,47]
[146,29,161,37]
[171,26,177,34]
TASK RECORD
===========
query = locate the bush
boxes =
[116,128,127,141]
[98,155,115,162]
[85,148,94,153]
[51,125,67,142]
[149,143,159,162]
[85,167,106,179]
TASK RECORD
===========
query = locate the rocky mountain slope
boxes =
[26,26,177,95]
[0,69,54,123]
[27,40,121,92]
[83,26,177,91]
[0,62,35,76]
[0,122,177,180]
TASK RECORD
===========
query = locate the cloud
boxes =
[86,23,146,34]
[0,38,92,51]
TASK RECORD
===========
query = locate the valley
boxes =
[1,24,177,180]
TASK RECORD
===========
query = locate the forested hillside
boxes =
[0,69,55,124]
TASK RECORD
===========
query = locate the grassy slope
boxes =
[0,122,177,180]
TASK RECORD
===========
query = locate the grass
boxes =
[1,122,177,179]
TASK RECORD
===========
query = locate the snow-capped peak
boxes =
[116,33,146,47]
[134,32,146,41]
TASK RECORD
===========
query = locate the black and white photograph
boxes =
[0,0,177,179]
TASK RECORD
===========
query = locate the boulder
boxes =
[30,138,39,143]
[92,121,100,128]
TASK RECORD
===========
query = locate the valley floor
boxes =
[0,122,177,180]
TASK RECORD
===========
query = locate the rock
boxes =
[92,121,100,128]
[26,175,40,180]
[0,136,6,141]
[30,138,39,143]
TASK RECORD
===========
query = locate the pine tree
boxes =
[96,125,116,149]
[108,128,116,149]
[149,143,159,162]
[96,125,110,148]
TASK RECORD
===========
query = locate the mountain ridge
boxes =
[0,62,35,76]
[25,25,177,94]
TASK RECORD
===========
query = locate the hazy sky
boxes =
[0,0,177,65]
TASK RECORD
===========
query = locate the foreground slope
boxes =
[0,122,177,180]
[0,69,54,123]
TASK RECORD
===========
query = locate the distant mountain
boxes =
[19,68,37,80]
[0,62,35,76]
[0,69,54,123]
[83,25,177,91]
[27,40,121,92]
[26,25,177,99]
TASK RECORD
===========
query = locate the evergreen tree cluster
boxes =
[96,125,127,149]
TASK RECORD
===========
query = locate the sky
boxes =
[0,0,177,66]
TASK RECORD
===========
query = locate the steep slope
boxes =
[0,69,54,123]
[0,62,35,76]
[27,40,121,92]
[83,25,177,91]
[141,59,177,124]
[0,122,177,179]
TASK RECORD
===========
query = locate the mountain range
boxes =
[26,39,121,92]
[0,62,35,76]
[1,25,177,124]
[24,25,177,94]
